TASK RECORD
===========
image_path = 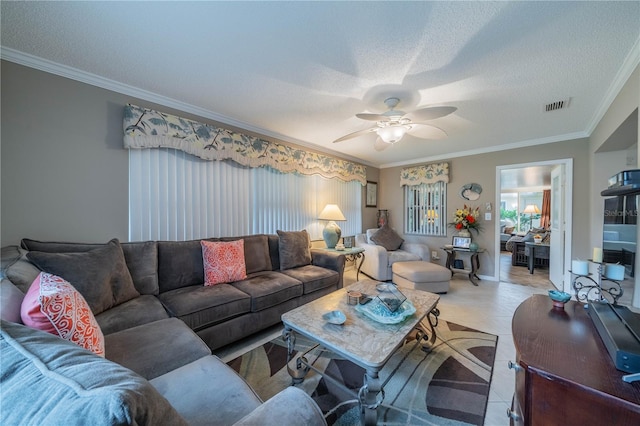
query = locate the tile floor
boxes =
[216,267,552,425]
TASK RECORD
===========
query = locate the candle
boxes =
[593,247,603,263]
[571,260,588,275]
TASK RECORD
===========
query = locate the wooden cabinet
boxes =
[510,295,640,425]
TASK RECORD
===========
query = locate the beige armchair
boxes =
[355,229,431,281]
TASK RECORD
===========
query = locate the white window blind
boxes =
[404,182,447,236]
[129,148,361,241]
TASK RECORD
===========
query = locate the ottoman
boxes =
[392,261,450,294]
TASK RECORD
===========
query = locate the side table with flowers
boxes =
[449,205,482,238]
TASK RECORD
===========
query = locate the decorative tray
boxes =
[354,298,416,324]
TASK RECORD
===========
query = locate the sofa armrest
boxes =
[311,249,345,274]
[401,242,431,261]
[234,387,327,426]
[356,242,390,281]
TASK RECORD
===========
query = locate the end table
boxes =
[441,247,484,286]
[319,247,365,280]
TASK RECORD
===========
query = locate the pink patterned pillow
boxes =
[20,272,105,357]
[201,239,247,286]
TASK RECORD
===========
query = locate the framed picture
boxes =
[342,236,354,249]
[366,181,377,207]
[452,236,471,249]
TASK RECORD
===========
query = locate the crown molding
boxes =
[380,131,588,169]
[585,35,640,135]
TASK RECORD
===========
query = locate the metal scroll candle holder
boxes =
[570,261,623,304]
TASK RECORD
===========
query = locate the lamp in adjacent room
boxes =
[318,204,346,248]
[522,204,541,230]
[426,209,439,224]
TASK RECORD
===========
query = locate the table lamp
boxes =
[318,204,346,248]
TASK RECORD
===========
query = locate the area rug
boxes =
[227,320,497,425]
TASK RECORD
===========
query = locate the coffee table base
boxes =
[282,308,440,425]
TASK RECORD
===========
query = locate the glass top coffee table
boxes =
[281,280,440,425]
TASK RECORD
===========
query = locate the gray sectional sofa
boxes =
[1,232,343,425]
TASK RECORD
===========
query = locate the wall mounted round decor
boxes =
[460,183,482,201]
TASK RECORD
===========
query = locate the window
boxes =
[404,182,446,236]
[129,148,361,241]
[500,191,544,231]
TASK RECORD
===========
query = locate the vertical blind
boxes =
[404,182,447,236]
[129,148,362,242]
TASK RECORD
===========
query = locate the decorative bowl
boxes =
[548,290,571,308]
[355,299,416,324]
[322,310,346,325]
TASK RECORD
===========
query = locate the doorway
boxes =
[495,159,573,291]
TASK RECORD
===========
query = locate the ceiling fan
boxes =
[333,97,456,151]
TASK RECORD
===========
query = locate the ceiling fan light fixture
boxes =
[377,125,409,144]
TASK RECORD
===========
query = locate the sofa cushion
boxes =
[1,278,24,323]
[104,317,211,380]
[276,230,312,270]
[387,250,421,266]
[157,239,208,292]
[150,355,262,426]
[0,320,187,426]
[96,295,169,335]
[2,246,41,293]
[280,265,339,294]
[365,228,378,244]
[371,225,404,251]
[21,238,101,252]
[158,284,251,331]
[20,239,159,295]
[26,239,139,315]
[221,234,272,274]
[201,239,247,286]
[121,241,159,295]
[21,272,105,357]
[231,271,302,312]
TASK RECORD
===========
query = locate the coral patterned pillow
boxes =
[20,272,105,357]
[201,239,247,286]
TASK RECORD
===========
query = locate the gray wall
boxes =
[1,61,377,246]
[378,139,591,278]
[2,61,130,245]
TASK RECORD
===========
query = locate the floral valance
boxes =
[123,104,367,185]
[400,162,449,186]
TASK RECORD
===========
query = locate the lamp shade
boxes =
[318,204,346,221]
[376,125,409,144]
[319,204,345,248]
[522,204,541,214]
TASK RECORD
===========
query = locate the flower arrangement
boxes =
[449,205,482,234]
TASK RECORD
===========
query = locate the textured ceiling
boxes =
[1,1,639,168]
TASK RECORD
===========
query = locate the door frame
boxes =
[495,158,573,291]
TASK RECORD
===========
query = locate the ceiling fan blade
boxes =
[332,127,377,143]
[407,106,457,122]
[373,137,391,151]
[409,123,448,140]
[355,113,390,122]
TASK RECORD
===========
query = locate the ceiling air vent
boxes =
[544,98,571,112]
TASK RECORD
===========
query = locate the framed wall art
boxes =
[366,181,377,207]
